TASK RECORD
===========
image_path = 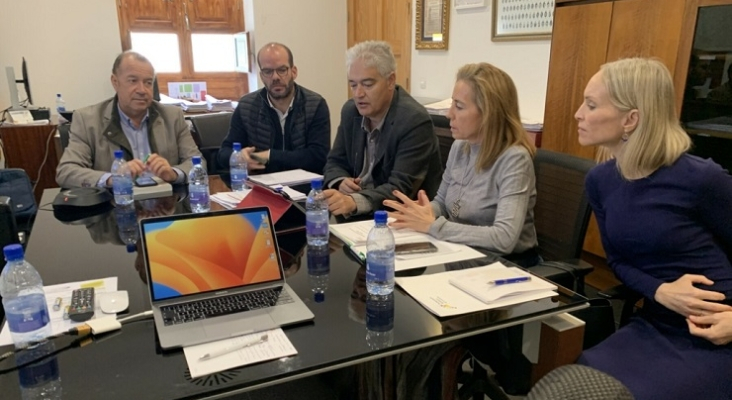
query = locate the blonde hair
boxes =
[600,58,691,179]
[455,63,535,170]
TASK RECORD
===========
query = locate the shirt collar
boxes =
[117,104,149,130]
[266,89,296,113]
[361,114,386,134]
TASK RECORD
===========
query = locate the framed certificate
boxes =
[416,0,451,50]
[492,0,554,41]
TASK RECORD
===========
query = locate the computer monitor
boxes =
[5,57,32,111]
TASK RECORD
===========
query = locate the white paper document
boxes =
[448,266,557,303]
[211,190,251,209]
[395,262,557,317]
[331,219,485,271]
[0,277,118,346]
[184,328,298,378]
[249,169,323,187]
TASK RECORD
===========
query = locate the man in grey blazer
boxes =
[323,41,442,218]
[56,51,202,188]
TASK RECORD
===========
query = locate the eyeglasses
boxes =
[260,66,290,78]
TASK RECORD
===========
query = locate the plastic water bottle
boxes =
[366,211,395,295]
[114,203,138,253]
[305,178,329,248]
[366,293,394,350]
[55,94,66,113]
[307,245,330,303]
[229,142,249,192]
[16,340,63,399]
[0,244,51,349]
[188,156,210,213]
[111,150,133,205]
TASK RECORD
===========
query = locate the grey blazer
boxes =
[56,97,202,188]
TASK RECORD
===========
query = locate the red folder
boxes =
[236,182,305,232]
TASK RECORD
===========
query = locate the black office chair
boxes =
[529,149,597,295]
[526,364,634,400]
[188,112,232,175]
[0,169,37,243]
[58,123,71,151]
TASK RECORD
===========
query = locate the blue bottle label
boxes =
[6,306,50,334]
[366,259,394,282]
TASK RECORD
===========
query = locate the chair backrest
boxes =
[0,196,20,248]
[533,149,596,261]
[188,112,232,174]
[0,169,37,223]
[527,364,634,400]
[58,123,71,151]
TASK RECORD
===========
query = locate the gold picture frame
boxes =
[416,0,450,50]
[492,0,554,42]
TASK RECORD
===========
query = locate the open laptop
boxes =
[139,206,314,349]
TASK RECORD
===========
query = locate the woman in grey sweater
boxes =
[385,62,539,267]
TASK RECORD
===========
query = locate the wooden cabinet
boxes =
[0,124,60,204]
[542,0,732,256]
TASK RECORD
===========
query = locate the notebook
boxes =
[139,206,314,349]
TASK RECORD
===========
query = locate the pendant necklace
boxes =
[450,149,476,218]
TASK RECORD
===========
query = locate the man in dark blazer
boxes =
[56,51,201,188]
[217,42,330,174]
[323,41,442,218]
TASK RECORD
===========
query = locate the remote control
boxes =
[69,287,95,322]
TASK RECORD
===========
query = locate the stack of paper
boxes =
[159,94,185,107]
[521,118,543,132]
[205,95,235,112]
[395,262,557,317]
[423,98,452,116]
[211,190,250,209]
[249,169,323,187]
[329,219,485,272]
[181,100,208,113]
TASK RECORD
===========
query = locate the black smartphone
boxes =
[394,242,438,256]
[134,177,158,187]
[250,153,267,165]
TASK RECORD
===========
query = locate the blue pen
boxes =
[489,276,531,285]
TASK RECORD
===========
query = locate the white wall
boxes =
[410,4,551,122]
[249,0,347,140]
[0,0,121,113]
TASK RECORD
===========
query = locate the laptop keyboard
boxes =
[161,288,295,326]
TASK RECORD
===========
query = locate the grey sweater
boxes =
[428,141,538,255]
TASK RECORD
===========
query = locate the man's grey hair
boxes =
[345,41,396,78]
[112,50,155,75]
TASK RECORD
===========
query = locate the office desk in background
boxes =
[0,123,60,204]
[0,181,587,399]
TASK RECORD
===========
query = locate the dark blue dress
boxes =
[578,154,732,400]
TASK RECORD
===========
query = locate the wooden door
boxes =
[605,0,686,72]
[186,0,243,32]
[347,0,412,91]
[119,0,179,31]
[541,2,613,159]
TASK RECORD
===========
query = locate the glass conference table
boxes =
[0,179,588,399]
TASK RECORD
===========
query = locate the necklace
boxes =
[450,149,476,218]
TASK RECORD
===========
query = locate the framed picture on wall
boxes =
[492,0,554,41]
[416,0,451,50]
[455,0,485,9]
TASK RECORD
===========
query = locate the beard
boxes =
[268,80,295,100]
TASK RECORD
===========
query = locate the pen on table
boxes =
[199,334,269,361]
[142,154,151,164]
[489,276,532,285]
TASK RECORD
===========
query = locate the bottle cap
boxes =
[126,243,136,253]
[57,93,62,97]
[233,142,242,151]
[3,244,24,262]
[192,156,202,165]
[310,178,323,190]
[374,210,388,224]
[314,292,325,303]
[114,150,124,159]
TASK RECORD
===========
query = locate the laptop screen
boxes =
[141,208,283,301]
